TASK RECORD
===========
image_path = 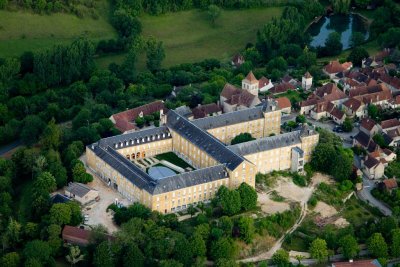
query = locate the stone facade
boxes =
[86,102,318,213]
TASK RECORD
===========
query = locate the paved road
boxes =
[306,117,358,148]
[357,174,392,216]
[0,140,22,157]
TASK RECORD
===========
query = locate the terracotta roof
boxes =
[361,118,377,131]
[259,76,270,88]
[324,61,345,74]
[383,178,398,190]
[270,82,296,94]
[304,71,312,78]
[275,97,291,109]
[341,62,353,70]
[244,71,258,84]
[62,226,91,245]
[368,79,378,86]
[343,98,363,112]
[192,103,222,119]
[226,90,258,107]
[111,101,165,132]
[220,83,240,99]
[332,259,382,267]
[330,107,345,120]
[315,83,347,102]
[300,98,318,107]
[381,119,400,130]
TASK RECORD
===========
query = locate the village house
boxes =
[363,154,385,179]
[231,53,245,68]
[300,83,348,123]
[342,98,366,118]
[383,128,400,147]
[362,48,392,68]
[269,82,296,95]
[380,178,398,192]
[219,83,261,113]
[191,103,222,119]
[388,95,400,109]
[109,101,165,133]
[332,259,382,267]
[353,131,378,153]
[275,97,292,114]
[360,118,380,137]
[380,118,400,132]
[259,76,273,92]
[65,182,99,205]
[323,60,353,79]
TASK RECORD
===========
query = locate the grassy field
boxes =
[95,7,283,69]
[0,0,117,58]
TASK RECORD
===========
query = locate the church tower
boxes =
[242,71,259,96]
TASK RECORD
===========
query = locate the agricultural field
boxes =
[96,7,284,69]
[0,0,117,58]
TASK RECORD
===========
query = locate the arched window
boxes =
[136,152,140,158]
[142,151,146,158]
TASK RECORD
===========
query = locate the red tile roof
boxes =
[259,76,270,88]
[220,83,240,99]
[62,226,91,246]
[226,90,258,107]
[332,259,381,267]
[330,107,345,120]
[111,101,165,133]
[315,83,347,102]
[381,119,400,130]
[192,103,222,119]
[275,97,291,109]
[324,61,345,74]
[383,178,398,190]
[244,71,258,84]
[270,82,296,94]
[343,98,363,112]
[361,118,377,131]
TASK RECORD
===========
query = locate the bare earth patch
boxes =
[274,178,313,203]
[334,217,350,228]
[258,192,290,214]
[314,201,338,218]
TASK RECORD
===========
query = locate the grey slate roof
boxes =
[167,110,245,171]
[89,145,156,191]
[66,182,96,198]
[229,131,303,156]
[150,165,227,194]
[98,126,171,149]
[192,106,264,130]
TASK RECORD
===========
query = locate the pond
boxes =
[308,14,369,50]
[148,165,176,179]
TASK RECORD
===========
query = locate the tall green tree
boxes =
[207,4,221,27]
[66,245,85,267]
[309,238,328,263]
[123,244,144,267]
[93,241,115,267]
[391,229,400,257]
[367,233,388,258]
[348,47,369,67]
[40,118,61,150]
[146,37,166,72]
[238,182,257,210]
[238,216,255,243]
[325,32,343,56]
[339,235,359,259]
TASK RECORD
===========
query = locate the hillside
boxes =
[96,7,283,68]
[0,0,117,58]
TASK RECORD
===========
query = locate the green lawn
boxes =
[0,0,117,58]
[341,196,380,227]
[274,90,309,103]
[155,152,194,169]
[96,7,283,69]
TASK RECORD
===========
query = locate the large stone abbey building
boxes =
[86,100,319,213]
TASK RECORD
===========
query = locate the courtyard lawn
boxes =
[95,7,283,69]
[0,0,117,58]
[155,152,194,170]
[274,90,309,103]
